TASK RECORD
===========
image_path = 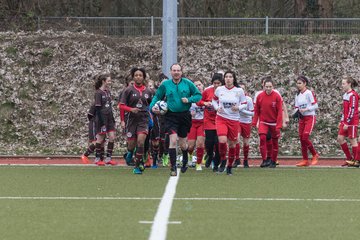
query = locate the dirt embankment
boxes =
[1,31,360,156]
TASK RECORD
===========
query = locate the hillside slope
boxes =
[1,31,359,156]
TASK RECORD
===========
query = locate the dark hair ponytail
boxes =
[95,74,110,90]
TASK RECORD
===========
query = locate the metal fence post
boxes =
[37,16,41,31]
[265,16,269,35]
[151,16,154,36]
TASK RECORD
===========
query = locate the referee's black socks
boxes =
[169,148,176,167]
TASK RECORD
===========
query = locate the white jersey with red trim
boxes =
[295,89,318,116]
[190,103,204,120]
[212,86,247,121]
[239,96,254,124]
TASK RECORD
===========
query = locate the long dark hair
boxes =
[223,70,239,87]
[95,74,110,90]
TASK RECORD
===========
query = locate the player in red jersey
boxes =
[252,77,283,168]
[197,73,223,171]
[212,70,247,175]
[254,76,289,166]
[94,74,117,166]
[188,80,205,171]
[293,76,319,167]
[119,67,153,174]
[336,76,359,167]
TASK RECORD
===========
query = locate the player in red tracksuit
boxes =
[337,76,360,167]
[197,73,223,172]
[252,78,283,168]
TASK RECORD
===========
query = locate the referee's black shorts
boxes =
[165,111,192,138]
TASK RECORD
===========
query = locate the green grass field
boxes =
[0,166,359,240]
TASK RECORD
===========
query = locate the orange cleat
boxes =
[311,154,319,165]
[81,155,90,164]
[95,160,106,166]
[296,160,310,167]
[105,160,117,166]
[144,154,152,168]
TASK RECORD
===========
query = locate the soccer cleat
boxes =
[81,155,90,164]
[346,160,360,167]
[311,154,319,165]
[139,162,145,172]
[162,154,169,167]
[151,164,158,169]
[226,166,232,175]
[105,159,117,166]
[233,159,240,168]
[195,163,202,171]
[260,159,271,168]
[202,153,207,165]
[170,166,177,176]
[181,165,188,173]
[133,167,142,174]
[144,154,152,168]
[205,158,212,168]
[218,160,226,173]
[125,152,135,166]
[269,161,277,168]
[276,160,280,165]
[296,160,310,167]
[95,160,105,166]
[341,161,349,167]
[243,160,249,168]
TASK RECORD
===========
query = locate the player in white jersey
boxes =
[212,70,247,175]
[294,76,319,167]
[233,82,254,168]
[188,80,205,171]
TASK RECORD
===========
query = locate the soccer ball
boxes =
[156,100,168,115]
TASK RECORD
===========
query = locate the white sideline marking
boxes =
[149,168,181,240]
[0,197,161,200]
[1,196,360,202]
[139,221,181,224]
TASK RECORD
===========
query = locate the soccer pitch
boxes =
[0,166,359,240]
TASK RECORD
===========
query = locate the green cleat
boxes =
[162,154,169,167]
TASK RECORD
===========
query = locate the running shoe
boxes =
[162,154,169,167]
[195,163,202,171]
[311,154,319,165]
[133,167,142,174]
[81,155,90,164]
[296,160,310,167]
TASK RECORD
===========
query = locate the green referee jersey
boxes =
[150,78,202,112]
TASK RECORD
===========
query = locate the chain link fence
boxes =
[2,16,360,36]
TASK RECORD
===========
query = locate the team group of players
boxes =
[81,64,360,176]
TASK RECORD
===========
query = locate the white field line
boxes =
[1,196,360,202]
[148,168,181,240]
[139,221,181,224]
